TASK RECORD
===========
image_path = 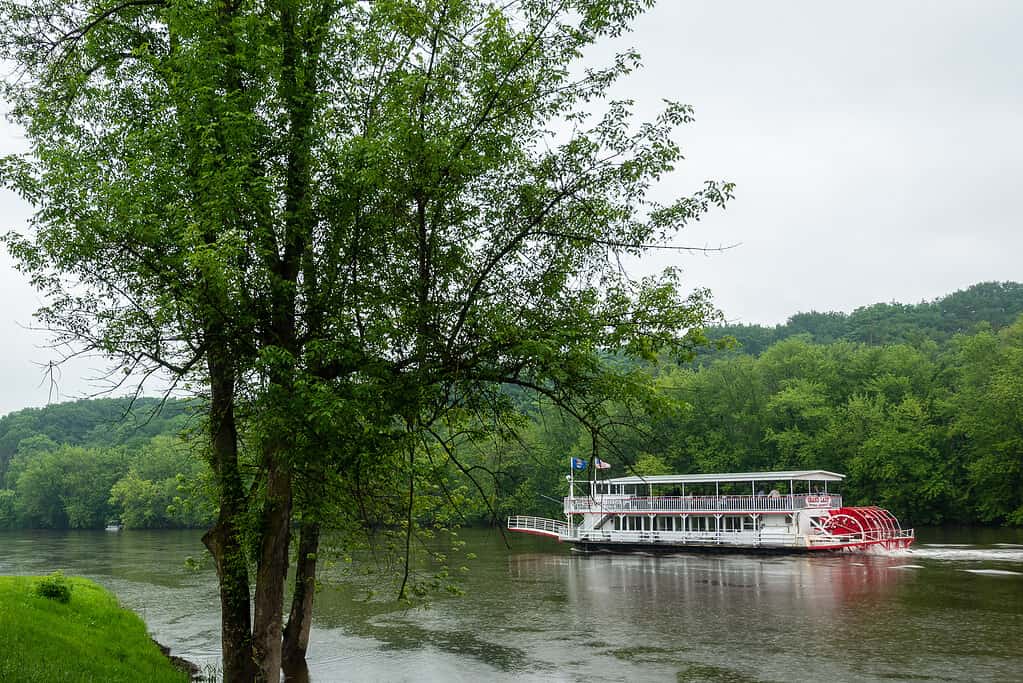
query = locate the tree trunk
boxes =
[282,521,321,680]
[202,353,256,682]
[203,520,256,682]
[252,459,294,682]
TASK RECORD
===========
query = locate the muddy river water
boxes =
[1,526,1020,681]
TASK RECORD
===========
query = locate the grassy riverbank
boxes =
[0,575,190,682]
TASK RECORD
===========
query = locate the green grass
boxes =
[0,575,190,683]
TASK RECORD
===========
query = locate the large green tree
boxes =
[2,0,728,678]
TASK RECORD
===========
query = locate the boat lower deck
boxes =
[569,529,802,549]
[568,541,818,555]
[506,515,914,552]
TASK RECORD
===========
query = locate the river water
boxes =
[0,527,1021,682]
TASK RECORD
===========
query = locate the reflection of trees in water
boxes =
[507,551,906,624]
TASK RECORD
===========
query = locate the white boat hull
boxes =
[507,510,914,553]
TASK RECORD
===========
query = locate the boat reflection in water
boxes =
[504,548,920,681]
[509,549,908,612]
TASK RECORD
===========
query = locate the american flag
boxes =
[594,458,611,470]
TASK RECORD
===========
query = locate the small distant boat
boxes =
[104,523,122,532]
[508,469,914,553]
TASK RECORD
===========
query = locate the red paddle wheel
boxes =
[820,506,914,550]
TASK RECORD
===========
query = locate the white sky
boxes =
[2,0,1022,415]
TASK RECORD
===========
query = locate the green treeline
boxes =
[0,398,212,530]
[468,282,1023,528]
[2,283,1022,531]
[707,281,1023,354]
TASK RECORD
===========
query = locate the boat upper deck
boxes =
[568,470,845,515]
[564,492,842,515]
[600,469,844,487]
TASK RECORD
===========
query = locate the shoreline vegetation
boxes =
[0,575,197,682]
[0,281,1022,531]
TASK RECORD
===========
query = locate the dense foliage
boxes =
[0,398,211,530]
[4,289,1023,531]
[3,286,1023,532]
[449,291,1023,528]
[2,0,732,676]
[706,281,1023,355]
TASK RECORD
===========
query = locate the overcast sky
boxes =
[2,0,1021,415]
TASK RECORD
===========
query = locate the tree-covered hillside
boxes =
[0,398,210,529]
[0,398,194,485]
[450,284,1023,528]
[708,281,1023,355]
[2,283,1022,530]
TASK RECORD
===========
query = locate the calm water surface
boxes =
[1,527,1021,682]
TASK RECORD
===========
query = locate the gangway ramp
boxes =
[507,516,568,540]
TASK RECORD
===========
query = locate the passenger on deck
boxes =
[768,489,781,498]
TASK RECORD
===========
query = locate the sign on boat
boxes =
[508,468,914,552]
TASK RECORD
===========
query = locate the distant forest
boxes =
[0,398,209,530]
[706,281,1023,354]
[1,281,1021,530]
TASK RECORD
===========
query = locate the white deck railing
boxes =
[507,516,569,539]
[565,493,841,515]
[561,528,799,548]
[508,516,912,549]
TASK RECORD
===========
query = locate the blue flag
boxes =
[570,457,587,471]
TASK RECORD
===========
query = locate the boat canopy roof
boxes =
[602,470,845,485]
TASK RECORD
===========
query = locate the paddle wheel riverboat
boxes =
[508,469,914,552]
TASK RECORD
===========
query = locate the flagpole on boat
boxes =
[567,458,576,537]
[569,457,575,500]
